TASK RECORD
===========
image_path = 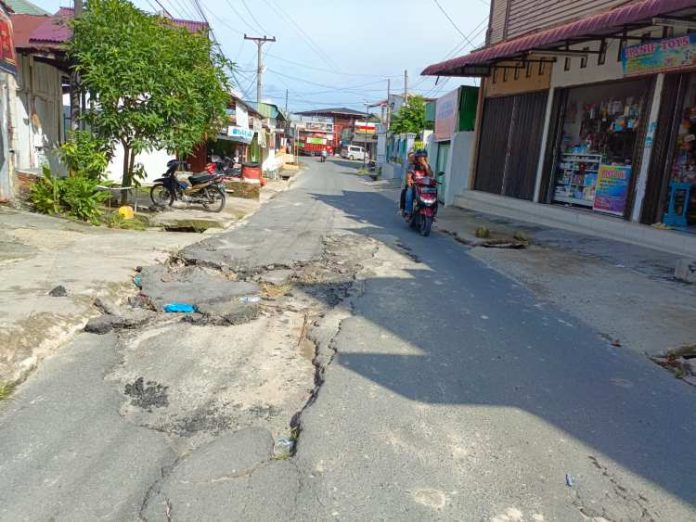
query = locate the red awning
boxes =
[422,0,696,76]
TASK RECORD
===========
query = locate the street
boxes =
[1,158,695,521]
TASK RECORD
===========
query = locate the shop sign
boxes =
[354,121,376,135]
[623,34,696,76]
[593,165,632,216]
[306,137,326,145]
[0,11,16,76]
[226,126,254,143]
[435,88,459,142]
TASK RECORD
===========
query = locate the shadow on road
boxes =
[307,178,696,508]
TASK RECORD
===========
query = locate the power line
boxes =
[265,51,400,79]
[241,0,270,35]
[431,0,477,49]
[263,0,338,71]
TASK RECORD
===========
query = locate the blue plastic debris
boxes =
[133,275,143,288]
[163,303,196,313]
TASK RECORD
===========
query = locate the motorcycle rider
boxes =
[403,150,433,218]
[320,149,328,162]
[400,152,416,214]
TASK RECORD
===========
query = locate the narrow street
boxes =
[1,158,695,521]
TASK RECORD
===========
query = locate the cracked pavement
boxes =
[1,159,696,521]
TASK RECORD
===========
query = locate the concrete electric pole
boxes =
[244,35,276,103]
[69,0,83,131]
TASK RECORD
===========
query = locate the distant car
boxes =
[341,145,367,161]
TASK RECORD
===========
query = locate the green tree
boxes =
[70,0,231,193]
[389,95,432,135]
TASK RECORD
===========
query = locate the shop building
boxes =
[422,0,696,256]
[294,107,370,153]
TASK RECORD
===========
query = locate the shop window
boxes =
[551,79,648,218]
[564,57,571,71]
[580,47,589,69]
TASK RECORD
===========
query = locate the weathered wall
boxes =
[485,58,552,97]
[506,0,628,39]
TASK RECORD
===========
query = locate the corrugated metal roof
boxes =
[12,13,49,48]
[5,0,48,16]
[422,0,696,76]
[27,7,208,48]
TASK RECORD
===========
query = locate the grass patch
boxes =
[0,381,16,401]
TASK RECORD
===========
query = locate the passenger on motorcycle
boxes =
[403,150,433,218]
[399,152,416,213]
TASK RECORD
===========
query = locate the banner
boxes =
[306,137,326,145]
[593,165,632,216]
[623,34,696,76]
[435,88,459,141]
[354,121,376,135]
[0,11,16,76]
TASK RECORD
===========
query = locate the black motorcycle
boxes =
[150,159,227,213]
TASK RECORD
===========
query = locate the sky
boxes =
[42,0,490,113]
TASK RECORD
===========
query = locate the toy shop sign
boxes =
[623,34,696,76]
[0,11,16,76]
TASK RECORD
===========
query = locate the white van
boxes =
[341,145,367,161]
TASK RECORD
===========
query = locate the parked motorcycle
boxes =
[150,159,227,213]
[404,174,438,236]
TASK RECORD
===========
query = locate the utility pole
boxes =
[404,69,408,98]
[386,78,391,130]
[244,34,276,103]
[69,0,83,131]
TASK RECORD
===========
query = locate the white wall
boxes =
[106,145,173,185]
[446,131,475,205]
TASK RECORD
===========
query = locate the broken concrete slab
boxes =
[675,258,696,284]
[193,300,260,325]
[84,308,154,335]
[139,265,258,309]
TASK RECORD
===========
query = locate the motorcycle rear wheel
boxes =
[150,183,174,207]
[202,185,226,213]
[420,216,433,237]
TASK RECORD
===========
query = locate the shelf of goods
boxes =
[553,153,603,208]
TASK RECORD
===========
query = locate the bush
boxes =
[58,130,110,180]
[30,167,109,224]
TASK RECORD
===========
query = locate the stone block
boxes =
[675,259,696,284]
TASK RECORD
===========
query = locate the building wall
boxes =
[506,0,627,39]
[489,0,510,44]
[14,54,65,176]
[486,58,552,97]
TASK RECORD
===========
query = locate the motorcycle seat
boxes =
[189,173,214,186]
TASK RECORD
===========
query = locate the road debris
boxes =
[48,285,68,297]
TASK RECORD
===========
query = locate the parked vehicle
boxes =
[403,174,438,236]
[340,145,367,161]
[150,159,227,212]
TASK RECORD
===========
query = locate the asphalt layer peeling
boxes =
[124,377,169,411]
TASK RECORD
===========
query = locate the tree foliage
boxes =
[70,0,231,189]
[389,95,432,135]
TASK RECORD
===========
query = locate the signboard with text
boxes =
[354,121,376,135]
[593,165,632,216]
[435,88,459,141]
[623,34,696,76]
[226,126,254,143]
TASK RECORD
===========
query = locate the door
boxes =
[436,141,450,204]
[475,91,549,200]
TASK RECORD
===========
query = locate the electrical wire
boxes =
[431,0,477,49]
[241,0,271,35]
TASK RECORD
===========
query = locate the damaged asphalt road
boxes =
[1,160,696,521]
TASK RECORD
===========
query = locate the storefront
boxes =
[549,78,651,218]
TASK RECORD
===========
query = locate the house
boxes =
[294,107,371,154]
[244,101,288,173]
[10,5,213,185]
[422,0,696,257]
